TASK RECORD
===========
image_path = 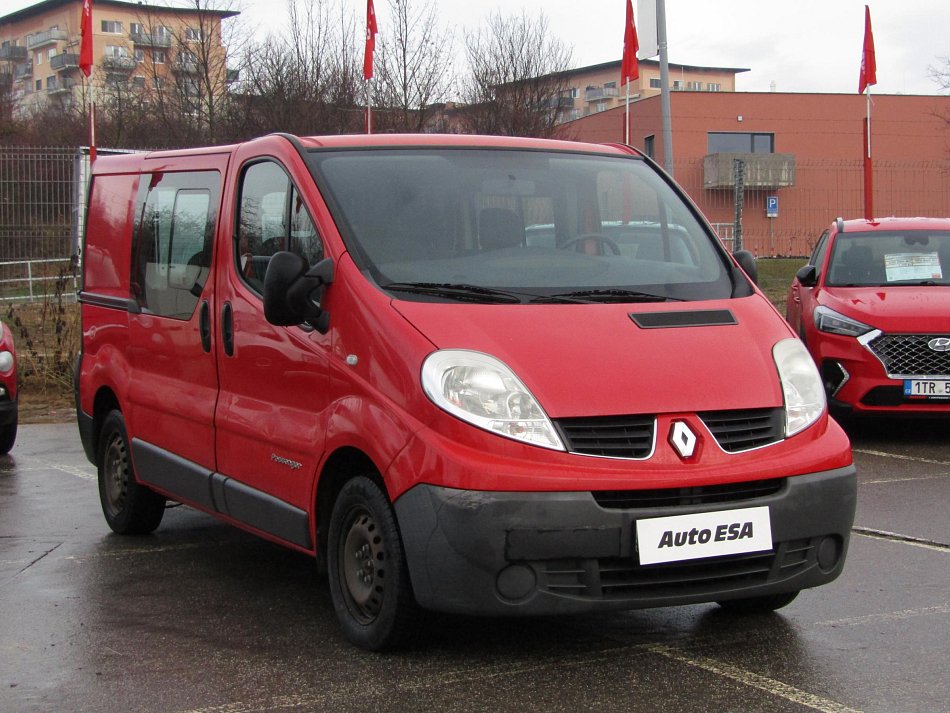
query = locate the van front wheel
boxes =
[97,410,165,535]
[327,476,416,651]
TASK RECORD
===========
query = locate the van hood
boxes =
[821,286,950,333]
[393,298,792,418]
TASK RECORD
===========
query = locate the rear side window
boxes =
[131,171,220,319]
[237,160,325,293]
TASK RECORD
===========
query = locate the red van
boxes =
[76,134,855,650]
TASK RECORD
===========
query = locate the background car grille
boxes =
[554,408,785,459]
[538,538,815,600]
[866,334,950,377]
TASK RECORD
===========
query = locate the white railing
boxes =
[0,258,78,303]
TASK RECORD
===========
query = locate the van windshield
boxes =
[312,149,737,303]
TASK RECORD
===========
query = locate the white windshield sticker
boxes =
[884,252,942,281]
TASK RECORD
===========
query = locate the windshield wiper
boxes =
[382,282,523,304]
[535,289,680,304]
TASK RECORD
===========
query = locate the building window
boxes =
[132,75,146,88]
[153,76,166,89]
[156,26,172,40]
[644,134,655,159]
[46,75,57,90]
[707,83,721,92]
[35,79,42,91]
[185,27,203,42]
[105,45,129,58]
[134,49,144,62]
[707,132,775,154]
[101,20,123,34]
[130,22,144,36]
[672,80,682,90]
[649,78,661,89]
[35,51,43,65]
[47,48,56,61]
[153,50,166,64]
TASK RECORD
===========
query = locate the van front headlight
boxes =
[773,338,825,437]
[422,350,565,450]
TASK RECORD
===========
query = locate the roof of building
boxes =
[0,0,239,25]
[564,58,750,78]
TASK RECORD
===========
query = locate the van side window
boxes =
[131,170,219,319]
[237,161,324,293]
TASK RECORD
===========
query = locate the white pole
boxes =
[625,82,630,144]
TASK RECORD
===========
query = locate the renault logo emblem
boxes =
[669,421,698,459]
[928,337,950,352]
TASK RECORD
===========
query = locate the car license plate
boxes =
[636,506,772,565]
[903,379,950,399]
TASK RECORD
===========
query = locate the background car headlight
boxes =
[814,306,873,337]
[773,338,825,437]
[422,350,565,450]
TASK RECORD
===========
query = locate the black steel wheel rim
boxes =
[338,505,386,624]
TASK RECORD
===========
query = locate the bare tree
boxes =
[459,11,573,137]
[232,0,363,136]
[373,0,454,133]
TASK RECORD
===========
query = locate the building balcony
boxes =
[13,62,33,80]
[585,85,619,102]
[173,60,199,74]
[0,46,28,61]
[703,153,796,189]
[48,78,77,95]
[50,53,79,71]
[130,32,172,48]
[27,30,68,50]
[101,55,136,71]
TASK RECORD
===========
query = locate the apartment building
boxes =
[555,58,747,122]
[0,0,237,116]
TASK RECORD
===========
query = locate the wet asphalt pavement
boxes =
[1,419,948,713]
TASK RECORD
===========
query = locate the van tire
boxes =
[716,590,799,613]
[327,475,416,651]
[97,410,165,535]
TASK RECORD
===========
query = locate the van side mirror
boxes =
[733,249,758,285]
[795,264,818,287]
[263,251,334,333]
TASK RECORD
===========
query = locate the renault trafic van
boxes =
[76,133,856,650]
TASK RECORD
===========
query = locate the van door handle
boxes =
[199,300,211,353]
[222,302,234,357]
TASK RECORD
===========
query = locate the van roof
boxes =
[89,133,636,174]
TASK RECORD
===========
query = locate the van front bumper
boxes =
[394,466,856,616]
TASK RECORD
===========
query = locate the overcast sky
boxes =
[5,0,948,94]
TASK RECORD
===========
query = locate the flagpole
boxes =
[625,83,630,145]
[366,78,372,135]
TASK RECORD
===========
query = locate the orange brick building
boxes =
[563,91,950,256]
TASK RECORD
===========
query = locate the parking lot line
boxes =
[852,527,950,553]
[646,643,863,713]
[852,448,950,467]
[813,603,950,629]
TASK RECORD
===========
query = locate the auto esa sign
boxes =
[636,506,772,565]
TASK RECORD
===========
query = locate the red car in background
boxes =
[786,217,950,417]
[0,319,17,453]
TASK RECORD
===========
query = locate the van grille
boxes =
[699,408,785,452]
[592,478,783,509]
[554,408,784,459]
[554,415,656,459]
[866,333,950,377]
[539,538,815,600]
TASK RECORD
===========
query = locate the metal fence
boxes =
[0,257,79,303]
[0,146,86,261]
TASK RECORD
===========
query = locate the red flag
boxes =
[858,5,876,94]
[79,0,93,77]
[363,0,377,81]
[621,0,639,85]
